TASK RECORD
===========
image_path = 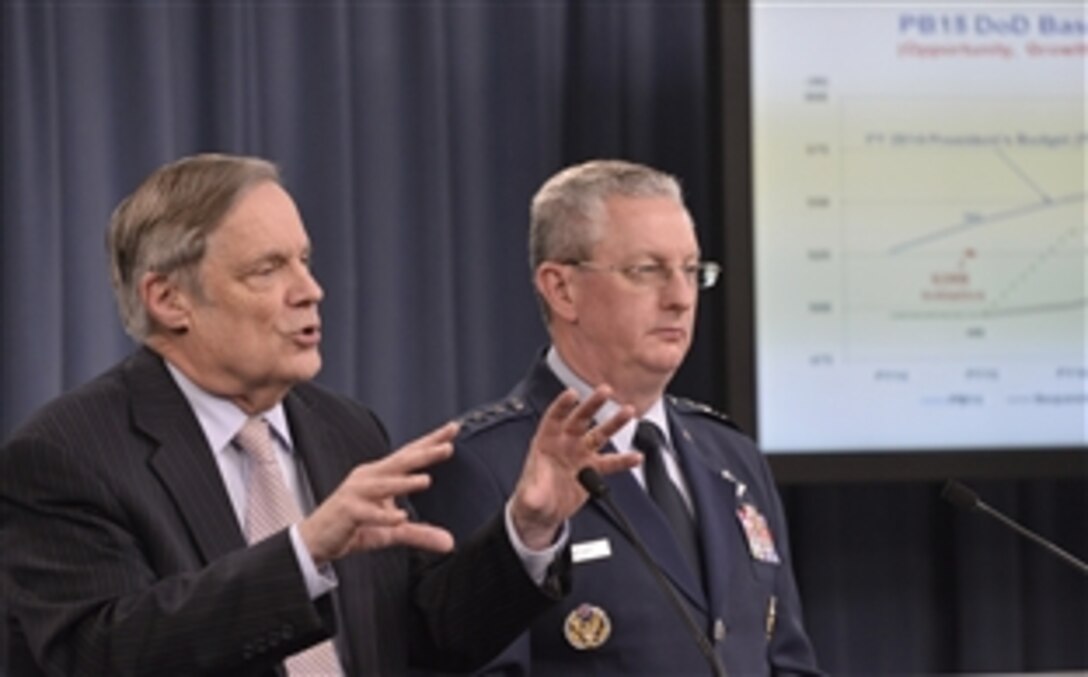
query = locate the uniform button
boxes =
[713,618,727,642]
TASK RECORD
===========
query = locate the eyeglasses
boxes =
[567,260,721,290]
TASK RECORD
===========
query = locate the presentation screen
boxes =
[749,2,1086,458]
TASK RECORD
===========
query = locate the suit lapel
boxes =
[128,349,247,564]
[281,387,370,674]
[283,388,352,503]
[668,408,741,619]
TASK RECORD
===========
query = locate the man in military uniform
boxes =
[414,160,821,675]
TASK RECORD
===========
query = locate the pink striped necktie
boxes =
[235,417,341,676]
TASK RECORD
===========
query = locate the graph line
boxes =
[892,296,1087,320]
[988,225,1085,308]
[888,192,1086,256]
[994,145,1052,202]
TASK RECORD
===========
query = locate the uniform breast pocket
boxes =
[748,558,779,587]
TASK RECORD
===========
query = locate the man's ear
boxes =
[140,271,191,333]
[535,262,579,323]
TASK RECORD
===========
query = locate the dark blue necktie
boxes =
[633,420,702,579]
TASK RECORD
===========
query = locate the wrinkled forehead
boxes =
[202,182,310,259]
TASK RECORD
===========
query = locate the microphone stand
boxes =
[942,479,1088,576]
[579,468,728,677]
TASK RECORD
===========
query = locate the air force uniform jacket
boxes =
[414,354,821,676]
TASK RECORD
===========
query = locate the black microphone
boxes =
[942,479,1088,576]
[577,468,727,677]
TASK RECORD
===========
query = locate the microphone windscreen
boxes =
[577,467,609,498]
[942,479,980,511]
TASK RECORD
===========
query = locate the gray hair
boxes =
[528,159,684,317]
[529,159,683,269]
[107,153,281,340]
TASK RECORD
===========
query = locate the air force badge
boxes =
[564,603,612,650]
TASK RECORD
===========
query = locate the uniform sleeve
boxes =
[752,456,824,676]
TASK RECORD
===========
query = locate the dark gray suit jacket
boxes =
[0,348,564,676]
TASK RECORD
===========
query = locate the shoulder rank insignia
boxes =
[458,396,530,433]
[667,395,740,431]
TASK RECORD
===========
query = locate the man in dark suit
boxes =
[414,160,822,675]
[0,154,641,676]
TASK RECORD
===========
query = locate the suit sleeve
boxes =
[0,434,332,677]
[409,435,538,675]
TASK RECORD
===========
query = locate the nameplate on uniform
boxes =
[571,538,612,564]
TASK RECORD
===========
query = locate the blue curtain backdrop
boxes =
[1,2,1085,673]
